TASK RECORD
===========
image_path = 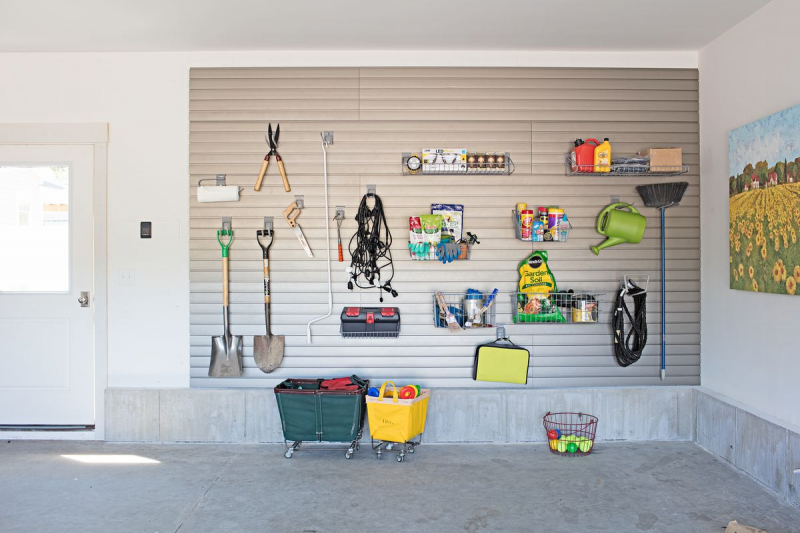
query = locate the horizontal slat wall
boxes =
[189,67,700,389]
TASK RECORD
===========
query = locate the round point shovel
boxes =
[254,228,285,373]
[209,228,243,377]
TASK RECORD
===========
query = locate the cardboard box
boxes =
[639,147,682,169]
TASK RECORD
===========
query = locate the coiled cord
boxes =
[348,192,397,301]
[613,282,648,367]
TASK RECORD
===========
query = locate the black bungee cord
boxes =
[347,192,397,302]
[613,280,648,367]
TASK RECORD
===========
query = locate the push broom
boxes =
[635,182,689,380]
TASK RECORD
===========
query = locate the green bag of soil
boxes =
[514,250,565,323]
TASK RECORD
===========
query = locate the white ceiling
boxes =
[0,0,771,53]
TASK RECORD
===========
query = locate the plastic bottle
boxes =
[594,138,611,173]
[559,215,570,242]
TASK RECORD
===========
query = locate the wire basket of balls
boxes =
[543,411,598,457]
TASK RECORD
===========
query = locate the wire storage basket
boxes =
[512,292,603,324]
[543,412,598,457]
[564,155,689,177]
[432,291,497,329]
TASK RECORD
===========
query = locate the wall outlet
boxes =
[118,270,135,286]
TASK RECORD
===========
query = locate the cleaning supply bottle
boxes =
[559,215,570,242]
[571,139,599,173]
[594,138,611,173]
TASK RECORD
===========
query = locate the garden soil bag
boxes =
[514,250,565,323]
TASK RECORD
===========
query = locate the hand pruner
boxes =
[254,123,291,193]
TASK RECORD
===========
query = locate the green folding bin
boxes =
[274,378,369,459]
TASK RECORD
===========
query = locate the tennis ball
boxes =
[566,442,579,453]
[579,439,593,452]
[549,439,558,450]
[557,440,568,453]
[566,435,578,442]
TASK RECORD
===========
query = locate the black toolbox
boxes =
[340,307,401,338]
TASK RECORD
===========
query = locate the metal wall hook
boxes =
[221,217,232,233]
[263,216,274,232]
[366,184,376,197]
[294,195,305,209]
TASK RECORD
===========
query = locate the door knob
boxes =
[78,291,90,307]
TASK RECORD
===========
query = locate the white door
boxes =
[0,145,95,426]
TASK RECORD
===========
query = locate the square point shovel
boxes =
[209,226,243,377]
[254,226,284,373]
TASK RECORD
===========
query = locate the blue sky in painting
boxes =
[729,103,800,176]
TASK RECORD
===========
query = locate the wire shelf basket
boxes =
[512,292,604,324]
[339,325,401,339]
[543,412,598,457]
[512,210,571,242]
[564,155,688,177]
[402,152,515,175]
[432,291,497,329]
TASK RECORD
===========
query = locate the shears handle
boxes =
[276,155,291,192]
[254,154,270,191]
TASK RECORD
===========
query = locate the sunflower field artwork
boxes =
[729,103,800,296]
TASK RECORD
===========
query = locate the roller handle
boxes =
[222,256,229,308]
[276,156,290,192]
[254,156,270,191]
[338,242,344,262]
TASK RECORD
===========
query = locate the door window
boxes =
[0,165,69,292]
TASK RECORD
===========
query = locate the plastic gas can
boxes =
[571,138,599,173]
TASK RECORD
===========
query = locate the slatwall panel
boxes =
[189,67,700,388]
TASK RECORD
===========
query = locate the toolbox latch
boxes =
[345,307,361,317]
[380,308,395,317]
[366,312,375,324]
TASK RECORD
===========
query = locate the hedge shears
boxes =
[254,123,291,193]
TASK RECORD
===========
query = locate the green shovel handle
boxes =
[217,229,233,258]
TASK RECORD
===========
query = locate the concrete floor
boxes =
[1,441,798,533]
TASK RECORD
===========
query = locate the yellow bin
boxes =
[366,381,430,443]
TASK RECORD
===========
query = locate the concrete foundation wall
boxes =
[694,387,800,508]
[106,386,694,445]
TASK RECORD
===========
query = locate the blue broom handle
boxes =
[661,208,666,377]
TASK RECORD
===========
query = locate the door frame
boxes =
[0,124,108,440]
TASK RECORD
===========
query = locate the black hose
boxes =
[613,282,648,367]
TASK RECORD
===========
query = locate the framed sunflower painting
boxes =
[729,103,800,296]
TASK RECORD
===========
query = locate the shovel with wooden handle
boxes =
[208,225,244,377]
[254,224,285,373]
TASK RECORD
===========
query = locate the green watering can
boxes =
[591,203,646,255]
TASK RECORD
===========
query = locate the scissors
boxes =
[254,123,291,193]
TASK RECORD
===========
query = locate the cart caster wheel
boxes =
[356,443,360,451]
[345,451,353,459]
[377,453,383,460]
[284,451,293,459]
[408,446,415,454]
[397,454,404,463]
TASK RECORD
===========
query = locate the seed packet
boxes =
[420,214,443,246]
[431,203,464,241]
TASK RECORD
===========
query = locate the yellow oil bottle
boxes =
[594,138,611,173]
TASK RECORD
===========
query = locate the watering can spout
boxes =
[591,236,626,255]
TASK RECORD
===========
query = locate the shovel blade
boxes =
[209,335,244,377]
[253,334,285,374]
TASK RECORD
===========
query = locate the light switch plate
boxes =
[118,270,135,286]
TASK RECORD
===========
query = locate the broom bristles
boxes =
[636,182,689,209]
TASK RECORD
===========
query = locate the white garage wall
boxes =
[699,0,800,427]
[0,50,695,389]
